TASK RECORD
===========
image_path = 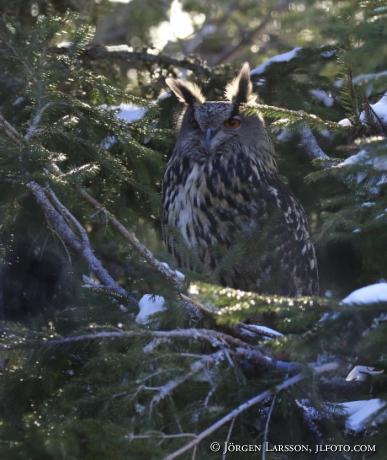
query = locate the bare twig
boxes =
[163,362,339,460]
[1,39,38,83]
[222,418,236,460]
[126,432,197,441]
[210,0,291,67]
[28,328,299,374]
[0,113,25,148]
[179,293,216,315]
[299,125,329,159]
[26,181,132,301]
[77,187,185,289]
[150,351,224,411]
[262,396,276,460]
[25,102,53,140]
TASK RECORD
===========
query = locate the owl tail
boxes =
[225,63,256,105]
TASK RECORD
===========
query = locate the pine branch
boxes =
[0,37,38,83]
[0,113,135,302]
[29,329,294,372]
[163,362,339,460]
[52,45,214,77]
[246,104,340,132]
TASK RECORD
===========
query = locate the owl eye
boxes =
[224,117,241,129]
[192,119,199,129]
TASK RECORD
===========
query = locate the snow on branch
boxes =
[299,124,330,159]
[52,44,213,77]
[250,47,301,75]
[24,102,53,140]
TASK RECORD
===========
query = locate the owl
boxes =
[162,63,319,297]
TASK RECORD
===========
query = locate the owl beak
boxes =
[204,128,214,152]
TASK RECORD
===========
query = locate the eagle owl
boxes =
[162,63,319,297]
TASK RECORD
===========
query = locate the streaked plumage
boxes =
[162,64,319,296]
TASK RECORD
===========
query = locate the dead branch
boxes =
[0,113,24,148]
[26,181,132,301]
[210,0,291,67]
[77,187,185,290]
[163,362,339,460]
[149,351,225,410]
[30,328,298,373]
[126,432,197,442]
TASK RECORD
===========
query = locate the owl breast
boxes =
[163,147,258,258]
[162,142,306,294]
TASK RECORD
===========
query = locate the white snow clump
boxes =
[310,89,334,107]
[346,365,384,383]
[136,294,166,324]
[342,399,387,432]
[338,118,352,126]
[250,47,301,75]
[160,262,185,279]
[341,282,387,305]
[360,92,387,128]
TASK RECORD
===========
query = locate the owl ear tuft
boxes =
[165,78,205,105]
[225,63,256,104]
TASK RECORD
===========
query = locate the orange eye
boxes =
[192,119,199,129]
[224,117,241,129]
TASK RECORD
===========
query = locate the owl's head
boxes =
[165,63,270,155]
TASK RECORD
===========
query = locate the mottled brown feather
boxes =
[163,64,319,296]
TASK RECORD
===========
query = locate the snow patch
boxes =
[157,91,172,101]
[361,202,375,207]
[310,89,334,107]
[337,149,387,171]
[338,118,352,126]
[250,47,302,75]
[136,294,166,324]
[241,324,284,338]
[160,262,185,279]
[346,365,384,382]
[360,92,387,128]
[277,129,293,141]
[341,282,387,305]
[105,103,147,123]
[343,399,387,432]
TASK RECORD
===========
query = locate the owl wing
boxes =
[254,175,319,296]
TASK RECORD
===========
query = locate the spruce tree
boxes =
[0,2,387,460]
